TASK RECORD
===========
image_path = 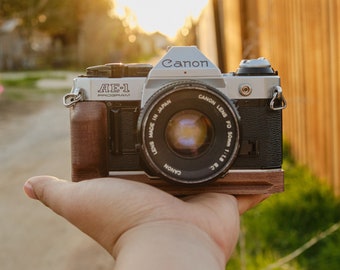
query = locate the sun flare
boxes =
[113,0,208,38]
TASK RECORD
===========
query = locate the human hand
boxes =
[24,176,268,270]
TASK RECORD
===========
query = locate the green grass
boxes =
[0,71,68,101]
[227,144,340,269]
[1,76,41,88]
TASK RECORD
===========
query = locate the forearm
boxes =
[112,221,227,270]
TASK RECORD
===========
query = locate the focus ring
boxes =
[138,80,241,184]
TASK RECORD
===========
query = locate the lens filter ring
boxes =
[138,80,241,184]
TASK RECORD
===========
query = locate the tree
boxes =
[1,0,124,68]
[1,0,163,69]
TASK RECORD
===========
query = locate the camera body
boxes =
[64,46,286,195]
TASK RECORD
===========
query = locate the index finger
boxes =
[235,194,270,214]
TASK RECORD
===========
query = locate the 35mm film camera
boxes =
[63,46,286,195]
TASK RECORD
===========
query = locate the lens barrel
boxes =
[138,81,241,184]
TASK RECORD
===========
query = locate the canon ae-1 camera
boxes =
[63,46,286,195]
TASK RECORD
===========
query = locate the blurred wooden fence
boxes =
[197,0,340,195]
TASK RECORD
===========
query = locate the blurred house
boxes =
[0,19,52,70]
[0,18,26,70]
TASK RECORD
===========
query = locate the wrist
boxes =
[112,220,227,270]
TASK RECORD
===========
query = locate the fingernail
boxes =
[23,181,38,200]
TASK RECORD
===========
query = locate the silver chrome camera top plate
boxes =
[69,46,280,104]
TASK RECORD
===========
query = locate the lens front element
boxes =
[166,110,213,158]
[139,81,241,184]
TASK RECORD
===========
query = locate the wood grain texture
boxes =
[114,170,284,196]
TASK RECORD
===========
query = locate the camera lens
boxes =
[165,110,213,158]
[138,80,240,184]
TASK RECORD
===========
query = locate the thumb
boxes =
[23,175,71,211]
[23,175,115,252]
[23,175,171,255]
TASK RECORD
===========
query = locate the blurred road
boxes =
[0,85,114,269]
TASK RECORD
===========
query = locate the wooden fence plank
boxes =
[198,0,340,195]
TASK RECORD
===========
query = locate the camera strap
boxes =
[270,86,287,111]
[63,88,84,108]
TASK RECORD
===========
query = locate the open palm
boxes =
[24,176,268,270]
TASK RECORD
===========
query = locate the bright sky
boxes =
[114,0,209,38]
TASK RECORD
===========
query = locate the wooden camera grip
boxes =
[70,102,109,181]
